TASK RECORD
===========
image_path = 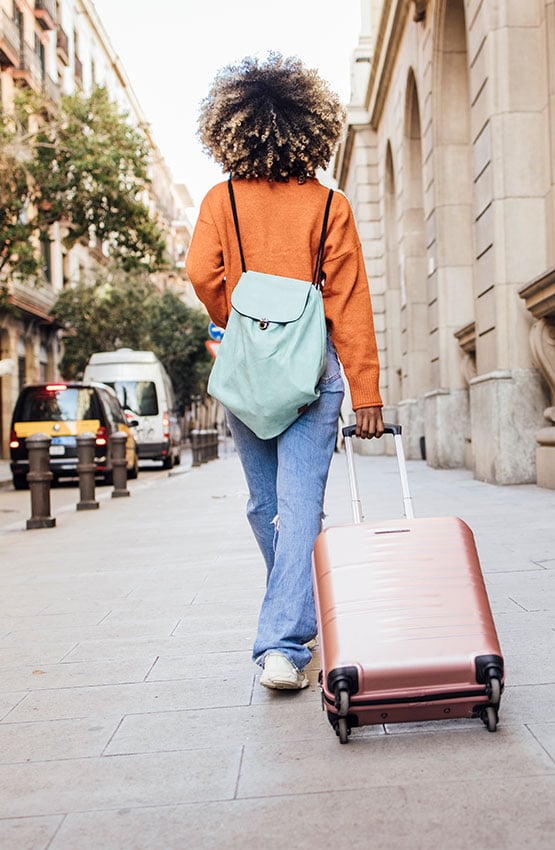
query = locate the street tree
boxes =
[0,86,167,300]
[53,268,212,407]
[148,290,213,407]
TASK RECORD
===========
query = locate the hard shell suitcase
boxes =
[312,424,504,744]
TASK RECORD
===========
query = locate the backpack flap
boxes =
[231,270,313,324]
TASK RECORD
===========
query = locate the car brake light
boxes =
[96,425,108,446]
[9,428,20,449]
[162,412,170,439]
[45,384,68,392]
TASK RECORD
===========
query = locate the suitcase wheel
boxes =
[337,717,350,744]
[487,676,502,707]
[482,705,498,733]
[336,687,350,718]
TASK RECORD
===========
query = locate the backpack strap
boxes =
[227,177,247,273]
[312,188,334,289]
[227,176,334,287]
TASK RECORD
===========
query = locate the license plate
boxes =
[49,445,65,456]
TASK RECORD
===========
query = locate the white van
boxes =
[83,349,182,469]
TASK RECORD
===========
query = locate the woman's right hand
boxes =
[354,406,384,439]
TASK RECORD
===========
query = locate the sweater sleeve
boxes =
[322,197,383,410]
[185,195,229,329]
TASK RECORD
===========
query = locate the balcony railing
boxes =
[56,26,69,65]
[34,0,56,30]
[0,10,20,67]
[13,42,44,93]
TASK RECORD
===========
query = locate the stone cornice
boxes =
[519,265,555,319]
[366,0,411,130]
[454,321,476,354]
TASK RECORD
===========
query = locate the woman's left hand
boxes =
[355,406,384,439]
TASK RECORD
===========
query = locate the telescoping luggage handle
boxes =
[342,423,414,522]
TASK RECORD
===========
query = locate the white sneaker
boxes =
[259,652,309,690]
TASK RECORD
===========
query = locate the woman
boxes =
[186,54,383,690]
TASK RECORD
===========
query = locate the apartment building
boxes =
[0,0,193,457]
[338,0,555,488]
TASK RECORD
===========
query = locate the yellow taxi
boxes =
[9,381,139,490]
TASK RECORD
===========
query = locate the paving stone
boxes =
[0,641,80,671]
[527,722,555,760]
[0,717,120,763]
[500,683,555,725]
[5,673,255,722]
[145,649,253,682]
[104,698,383,756]
[60,632,254,664]
[403,774,555,849]
[0,692,27,722]
[0,617,181,645]
[0,612,109,633]
[0,816,63,850]
[236,725,555,798]
[494,612,555,686]
[47,789,411,850]
[0,747,242,817]
[0,658,156,692]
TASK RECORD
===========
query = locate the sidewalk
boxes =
[0,446,553,849]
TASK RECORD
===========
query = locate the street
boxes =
[0,442,553,849]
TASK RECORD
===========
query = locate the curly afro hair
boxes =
[197,52,346,183]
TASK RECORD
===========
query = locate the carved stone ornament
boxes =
[412,0,427,22]
[529,317,555,423]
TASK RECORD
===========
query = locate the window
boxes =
[107,381,159,416]
[17,387,101,422]
[40,234,52,284]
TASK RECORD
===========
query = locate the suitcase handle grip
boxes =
[342,423,401,438]
[341,422,414,521]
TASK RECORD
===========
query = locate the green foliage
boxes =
[0,86,167,286]
[148,291,213,406]
[53,269,212,406]
[0,94,44,284]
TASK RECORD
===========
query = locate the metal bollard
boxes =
[26,433,55,529]
[110,431,130,498]
[211,429,219,460]
[76,432,99,511]
[191,429,201,467]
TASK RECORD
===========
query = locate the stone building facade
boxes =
[336,0,555,487]
[0,0,193,458]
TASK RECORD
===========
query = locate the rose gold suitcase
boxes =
[313,424,504,744]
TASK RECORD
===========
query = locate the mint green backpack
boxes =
[207,180,333,440]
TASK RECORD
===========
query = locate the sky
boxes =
[91,0,362,216]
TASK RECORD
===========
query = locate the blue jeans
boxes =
[226,336,344,671]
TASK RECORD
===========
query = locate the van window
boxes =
[107,381,158,416]
[16,387,101,422]
[98,388,125,428]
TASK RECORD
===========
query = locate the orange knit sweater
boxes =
[186,178,383,410]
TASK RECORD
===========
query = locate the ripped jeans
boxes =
[226,336,345,671]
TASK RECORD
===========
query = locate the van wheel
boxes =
[13,474,29,491]
[162,454,174,470]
